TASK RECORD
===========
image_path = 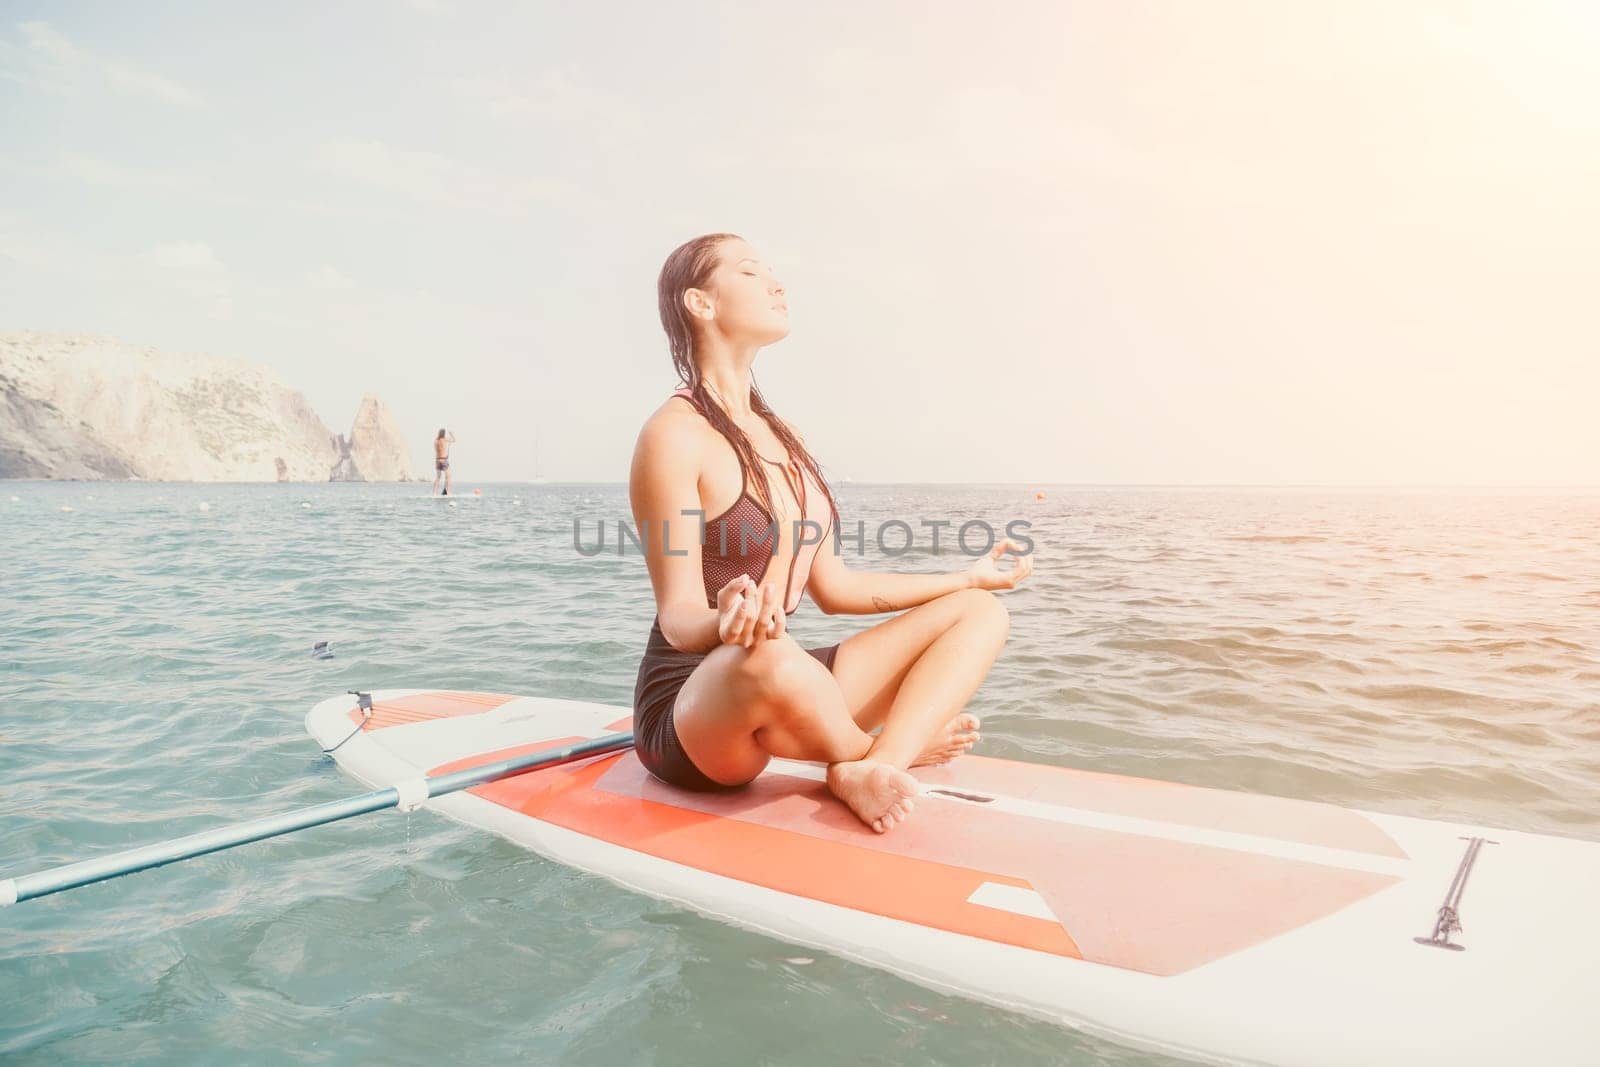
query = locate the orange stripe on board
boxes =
[431,741,1402,975]
[431,742,1083,961]
[583,758,1399,975]
[349,691,517,731]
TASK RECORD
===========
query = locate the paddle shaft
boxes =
[1,732,634,906]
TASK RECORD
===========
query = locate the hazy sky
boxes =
[2,1,1596,484]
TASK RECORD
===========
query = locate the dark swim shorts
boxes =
[633,615,840,791]
[436,458,449,472]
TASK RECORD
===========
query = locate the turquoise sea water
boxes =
[2,482,1597,1065]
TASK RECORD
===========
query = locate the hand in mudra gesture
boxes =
[716,575,787,648]
[967,537,1034,591]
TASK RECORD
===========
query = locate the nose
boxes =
[772,278,785,297]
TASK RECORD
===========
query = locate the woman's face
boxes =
[693,239,789,346]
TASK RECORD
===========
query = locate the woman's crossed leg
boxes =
[673,587,1010,832]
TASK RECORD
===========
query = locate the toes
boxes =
[876,800,914,832]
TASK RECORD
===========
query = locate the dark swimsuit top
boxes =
[671,388,834,616]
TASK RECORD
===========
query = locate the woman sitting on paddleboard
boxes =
[630,233,1033,833]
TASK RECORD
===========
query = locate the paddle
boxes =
[1,731,634,906]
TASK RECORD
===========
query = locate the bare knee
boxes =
[734,638,820,719]
[955,587,1009,633]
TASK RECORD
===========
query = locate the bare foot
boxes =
[910,713,981,768]
[826,760,919,833]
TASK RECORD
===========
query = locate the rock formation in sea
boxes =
[331,394,412,482]
[0,332,413,482]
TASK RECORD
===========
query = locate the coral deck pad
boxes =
[431,743,1401,977]
[349,691,517,731]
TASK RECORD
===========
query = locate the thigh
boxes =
[668,633,864,783]
[671,634,842,785]
[831,588,992,731]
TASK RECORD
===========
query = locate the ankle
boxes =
[864,742,914,770]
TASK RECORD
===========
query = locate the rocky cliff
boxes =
[334,394,413,482]
[0,332,412,482]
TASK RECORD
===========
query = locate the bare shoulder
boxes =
[634,394,707,462]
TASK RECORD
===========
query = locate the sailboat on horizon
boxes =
[530,425,548,485]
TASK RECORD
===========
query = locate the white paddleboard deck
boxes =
[306,690,1599,1066]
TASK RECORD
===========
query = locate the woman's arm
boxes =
[806,530,1033,615]
[805,537,972,614]
[629,413,724,652]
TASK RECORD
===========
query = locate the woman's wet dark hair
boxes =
[657,233,838,531]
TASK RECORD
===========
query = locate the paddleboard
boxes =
[305,689,1599,1066]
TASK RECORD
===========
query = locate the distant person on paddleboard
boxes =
[629,233,1033,833]
[433,429,456,496]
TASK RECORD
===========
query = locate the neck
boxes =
[694,345,758,422]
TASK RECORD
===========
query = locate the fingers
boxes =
[741,582,774,648]
[719,578,756,645]
[717,573,753,611]
[741,589,761,645]
[735,585,758,647]
[990,537,1034,588]
[992,536,1028,560]
[757,583,780,644]
[749,583,774,647]
[737,584,756,647]
[1013,549,1034,586]
[764,589,787,642]
[717,579,795,647]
